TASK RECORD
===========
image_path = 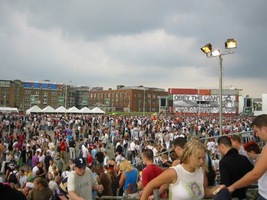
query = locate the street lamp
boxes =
[143,87,146,116]
[200,38,237,135]
[138,85,146,116]
[64,84,68,115]
[64,81,72,115]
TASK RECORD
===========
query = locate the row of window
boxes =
[24,90,58,96]
[90,93,157,99]
[0,81,10,86]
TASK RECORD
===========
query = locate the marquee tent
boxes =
[80,107,91,114]
[67,106,81,113]
[26,105,42,114]
[0,107,19,113]
[90,107,105,114]
[42,106,56,113]
[55,106,67,113]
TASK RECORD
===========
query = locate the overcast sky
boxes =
[1,0,266,98]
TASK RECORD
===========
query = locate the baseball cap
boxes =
[25,182,34,189]
[74,157,87,169]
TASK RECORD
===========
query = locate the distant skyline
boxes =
[1,0,267,98]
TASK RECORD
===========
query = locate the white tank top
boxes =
[259,144,267,198]
[169,164,204,200]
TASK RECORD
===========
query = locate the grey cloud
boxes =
[1,0,267,97]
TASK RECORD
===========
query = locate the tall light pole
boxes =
[201,38,237,135]
[143,87,146,116]
[4,89,7,107]
[64,81,71,115]
[65,84,67,115]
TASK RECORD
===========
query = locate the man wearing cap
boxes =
[68,156,103,200]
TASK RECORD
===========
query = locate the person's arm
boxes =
[228,146,267,192]
[119,172,126,189]
[58,195,69,200]
[203,171,222,198]
[140,168,177,200]
[26,189,33,200]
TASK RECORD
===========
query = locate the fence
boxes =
[95,186,259,200]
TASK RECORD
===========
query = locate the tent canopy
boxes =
[0,107,19,113]
[55,106,67,113]
[42,106,56,113]
[26,105,42,114]
[26,105,105,114]
[67,106,81,113]
[90,107,105,114]
[80,107,91,114]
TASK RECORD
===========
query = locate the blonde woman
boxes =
[141,139,222,200]
[119,160,139,195]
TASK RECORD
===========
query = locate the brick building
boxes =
[0,80,168,113]
[89,85,168,112]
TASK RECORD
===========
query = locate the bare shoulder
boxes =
[253,144,267,175]
[171,159,181,167]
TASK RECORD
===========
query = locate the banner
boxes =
[173,94,237,114]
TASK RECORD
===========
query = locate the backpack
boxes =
[8,171,18,184]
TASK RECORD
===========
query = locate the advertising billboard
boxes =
[173,94,237,114]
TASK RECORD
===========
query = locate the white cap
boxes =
[26,182,34,188]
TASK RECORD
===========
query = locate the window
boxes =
[25,90,31,95]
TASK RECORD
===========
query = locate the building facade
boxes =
[0,79,74,112]
[0,79,23,109]
[89,85,168,112]
[0,80,168,113]
[75,86,90,109]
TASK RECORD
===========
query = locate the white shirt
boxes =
[62,171,71,178]
[19,175,28,188]
[170,165,204,200]
[68,168,98,200]
[104,156,110,166]
[32,166,39,177]
[130,141,136,151]
[49,180,59,195]
[259,144,267,199]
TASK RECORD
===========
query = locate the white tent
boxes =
[42,106,56,113]
[26,105,42,114]
[80,107,91,114]
[90,107,105,114]
[55,106,67,113]
[67,106,81,113]
[0,107,19,113]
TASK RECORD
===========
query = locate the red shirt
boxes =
[87,154,93,166]
[59,141,67,151]
[142,164,163,187]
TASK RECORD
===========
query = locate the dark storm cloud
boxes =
[0,0,267,97]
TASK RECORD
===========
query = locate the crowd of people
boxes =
[0,112,266,200]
